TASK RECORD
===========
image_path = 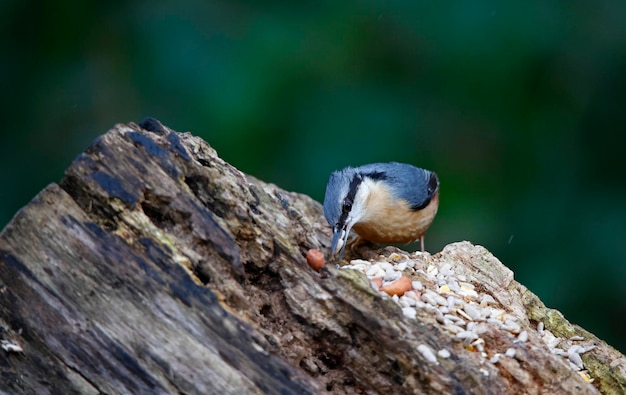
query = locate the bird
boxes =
[323,162,439,257]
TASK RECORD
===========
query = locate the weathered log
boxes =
[0,121,624,394]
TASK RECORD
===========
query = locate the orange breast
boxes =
[352,187,439,244]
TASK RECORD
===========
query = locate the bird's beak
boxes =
[331,224,350,257]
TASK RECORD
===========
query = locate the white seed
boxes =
[569,352,584,370]
[458,288,479,299]
[1,340,23,353]
[396,261,408,271]
[366,265,381,276]
[379,262,394,271]
[568,345,584,355]
[402,307,417,319]
[457,309,473,322]
[347,263,366,272]
[417,344,439,365]
[537,321,544,334]
[569,335,585,341]
[445,324,465,334]
[475,323,490,335]
[456,331,479,340]
[517,331,529,343]
[480,294,497,307]
[490,354,501,364]
[463,304,482,321]
[502,319,521,334]
[412,281,423,291]
[399,297,412,308]
[404,291,419,301]
[402,296,417,307]
[434,294,448,306]
[421,293,438,307]
[438,349,451,359]
[505,348,516,358]
[454,318,467,328]
[384,269,401,282]
[444,314,461,322]
[335,234,345,253]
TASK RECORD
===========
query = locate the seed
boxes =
[384,269,402,282]
[456,331,479,340]
[517,330,529,343]
[380,276,412,296]
[463,304,482,321]
[412,281,423,291]
[569,351,584,370]
[402,307,417,319]
[417,344,439,365]
[305,249,325,271]
[404,291,419,301]
[479,294,497,307]
[366,265,381,276]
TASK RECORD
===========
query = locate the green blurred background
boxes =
[2,1,625,352]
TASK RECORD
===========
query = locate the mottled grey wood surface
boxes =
[0,122,623,394]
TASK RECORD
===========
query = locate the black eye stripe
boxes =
[337,173,362,225]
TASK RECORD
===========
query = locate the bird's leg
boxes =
[420,235,425,252]
[347,235,364,254]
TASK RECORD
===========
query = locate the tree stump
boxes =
[0,120,624,394]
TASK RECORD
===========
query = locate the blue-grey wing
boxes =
[359,162,439,210]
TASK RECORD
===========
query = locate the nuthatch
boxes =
[323,162,439,257]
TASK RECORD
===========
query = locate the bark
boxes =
[0,121,624,394]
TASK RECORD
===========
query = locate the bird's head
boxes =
[323,168,373,257]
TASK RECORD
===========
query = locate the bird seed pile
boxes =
[340,247,595,382]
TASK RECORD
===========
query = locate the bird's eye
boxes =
[343,200,352,210]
